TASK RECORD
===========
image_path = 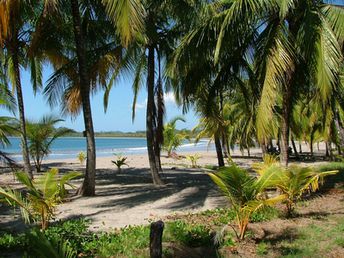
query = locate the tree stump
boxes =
[150,220,164,258]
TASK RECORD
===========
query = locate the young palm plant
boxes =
[0,168,81,229]
[253,155,339,217]
[208,164,286,240]
[162,116,189,157]
[26,115,73,172]
[111,155,129,173]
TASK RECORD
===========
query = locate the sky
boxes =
[0,65,199,132]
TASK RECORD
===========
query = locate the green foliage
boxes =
[254,160,339,216]
[111,154,129,171]
[26,115,73,172]
[24,230,76,258]
[162,116,189,156]
[91,225,150,257]
[0,169,81,229]
[186,154,201,168]
[250,206,280,223]
[316,162,344,189]
[77,151,86,165]
[44,219,90,253]
[256,241,268,256]
[165,220,213,247]
[0,232,27,251]
[208,164,286,240]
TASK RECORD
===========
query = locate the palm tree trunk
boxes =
[215,132,225,167]
[325,141,330,157]
[154,54,164,172]
[147,46,163,185]
[291,135,299,159]
[221,133,228,158]
[12,46,32,179]
[310,135,314,157]
[71,0,96,196]
[280,86,292,166]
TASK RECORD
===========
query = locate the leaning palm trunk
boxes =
[11,43,32,178]
[214,132,225,167]
[280,85,292,166]
[70,0,96,196]
[147,46,163,185]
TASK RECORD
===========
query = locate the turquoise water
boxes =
[1,137,213,160]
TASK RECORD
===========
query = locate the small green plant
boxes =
[24,230,76,258]
[0,169,81,229]
[77,151,86,165]
[111,154,129,173]
[165,220,213,247]
[26,115,73,172]
[256,241,268,255]
[254,158,339,217]
[208,164,285,240]
[186,154,201,168]
[162,116,190,157]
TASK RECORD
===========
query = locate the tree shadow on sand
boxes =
[85,168,224,211]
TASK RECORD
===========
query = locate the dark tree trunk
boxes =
[310,135,314,157]
[261,140,267,155]
[280,85,292,166]
[147,46,163,185]
[291,135,299,159]
[299,141,302,153]
[11,44,32,179]
[71,0,96,196]
[154,53,164,172]
[325,141,330,157]
[221,133,228,158]
[215,132,225,167]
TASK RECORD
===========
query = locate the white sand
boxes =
[0,143,329,231]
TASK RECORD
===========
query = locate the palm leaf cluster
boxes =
[208,164,286,240]
[170,0,344,165]
[209,157,338,239]
[0,168,81,229]
[26,115,73,172]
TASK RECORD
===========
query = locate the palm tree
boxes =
[172,0,344,165]
[216,1,344,165]
[0,1,42,178]
[104,0,201,185]
[32,0,123,195]
[162,116,188,157]
[26,115,73,172]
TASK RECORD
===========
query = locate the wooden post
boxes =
[150,220,164,258]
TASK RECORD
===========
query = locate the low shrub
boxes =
[165,220,213,247]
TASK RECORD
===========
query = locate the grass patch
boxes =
[164,220,213,247]
[316,162,344,189]
[261,216,344,257]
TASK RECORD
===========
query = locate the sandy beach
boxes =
[0,144,328,232]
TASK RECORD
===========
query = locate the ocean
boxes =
[1,137,214,161]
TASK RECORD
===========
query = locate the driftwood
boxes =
[150,220,164,258]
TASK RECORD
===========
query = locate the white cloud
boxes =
[164,92,176,105]
[135,98,147,110]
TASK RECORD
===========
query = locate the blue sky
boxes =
[0,65,199,132]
